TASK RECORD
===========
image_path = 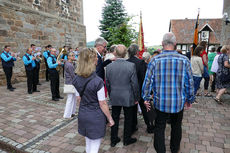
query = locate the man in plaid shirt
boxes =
[142,32,194,153]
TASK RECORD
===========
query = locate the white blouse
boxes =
[75,87,105,101]
[211,55,220,73]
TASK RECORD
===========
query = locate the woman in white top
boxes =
[210,46,222,93]
[191,46,204,103]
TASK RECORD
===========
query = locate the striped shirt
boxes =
[142,50,194,113]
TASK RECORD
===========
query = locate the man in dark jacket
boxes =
[1,45,17,91]
[94,37,115,80]
[127,43,154,134]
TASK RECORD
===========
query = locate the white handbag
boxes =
[63,84,75,94]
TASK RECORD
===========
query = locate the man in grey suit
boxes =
[106,44,140,147]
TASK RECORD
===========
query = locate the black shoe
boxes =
[46,80,49,82]
[8,88,14,91]
[37,83,41,85]
[52,98,59,101]
[28,91,32,94]
[111,137,121,147]
[123,138,137,146]
[57,96,64,99]
[71,114,75,118]
[11,87,16,89]
[33,90,40,92]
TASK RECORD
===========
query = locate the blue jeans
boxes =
[202,66,210,90]
[193,76,202,95]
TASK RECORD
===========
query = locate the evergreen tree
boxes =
[99,0,127,46]
[108,19,138,47]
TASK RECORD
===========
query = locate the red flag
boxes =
[138,12,144,59]
[192,10,200,55]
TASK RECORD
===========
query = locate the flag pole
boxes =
[192,8,200,56]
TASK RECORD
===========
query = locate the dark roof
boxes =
[169,18,223,44]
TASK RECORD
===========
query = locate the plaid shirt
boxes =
[142,50,194,113]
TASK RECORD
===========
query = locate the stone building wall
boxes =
[0,0,86,85]
[221,0,230,45]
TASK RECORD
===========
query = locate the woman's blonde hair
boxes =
[75,48,97,77]
[221,45,230,54]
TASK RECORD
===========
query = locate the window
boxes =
[177,45,181,50]
[182,45,187,51]
[62,0,69,3]
[33,0,41,6]
[201,31,209,42]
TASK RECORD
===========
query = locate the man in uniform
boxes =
[23,48,39,94]
[31,44,41,85]
[0,45,16,91]
[47,48,63,101]
[43,45,52,81]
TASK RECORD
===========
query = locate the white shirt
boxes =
[75,87,105,101]
[211,54,220,73]
[95,48,102,58]
[104,53,115,61]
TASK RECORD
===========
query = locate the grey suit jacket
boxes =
[106,59,140,107]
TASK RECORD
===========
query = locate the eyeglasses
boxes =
[98,45,106,49]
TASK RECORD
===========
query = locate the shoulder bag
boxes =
[63,84,75,94]
[219,55,230,83]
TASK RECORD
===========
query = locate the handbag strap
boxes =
[80,77,94,97]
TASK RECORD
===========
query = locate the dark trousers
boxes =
[49,69,60,99]
[34,67,39,85]
[3,66,13,89]
[202,66,210,90]
[35,63,40,84]
[211,73,216,92]
[26,69,37,92]
[138,98,154,128]
[45,61,49,81]
[111,106,133,143]
[193,76,202,95]
[132,104,138,132]
[62,66,65,78]
[154,109,183,153]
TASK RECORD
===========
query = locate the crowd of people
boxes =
[1,32,230,153]
[189,41,230,104]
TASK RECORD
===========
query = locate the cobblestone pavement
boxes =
[0,79,230,153]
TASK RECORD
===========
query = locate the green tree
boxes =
[108,18,138,47]
[100,0,136,47]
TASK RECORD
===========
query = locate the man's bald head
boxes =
[115,44,127,58]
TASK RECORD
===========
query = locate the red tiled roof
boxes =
[170,18,223,44]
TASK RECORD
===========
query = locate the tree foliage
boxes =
[108,18,138,47]
[99,0,137,47]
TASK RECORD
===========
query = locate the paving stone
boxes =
[190,150,198,153]
[139,136,152,142]
[0,79,229,153]
[102,145,110,151]
[11,119,22,123]
[64,133,76,139]
[73,146,85,152]
[224,143,230,148]
[207,146,224,153]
